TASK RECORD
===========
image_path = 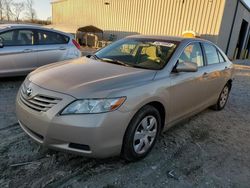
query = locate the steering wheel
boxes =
[155,57,164,64]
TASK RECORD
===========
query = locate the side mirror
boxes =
[175,61,198,72]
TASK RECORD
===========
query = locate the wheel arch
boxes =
[121,100,167,159]
[146,101,166,131]
[125,100,167,134]
[227,79,233,90]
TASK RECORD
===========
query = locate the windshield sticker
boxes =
[152,41,175,47]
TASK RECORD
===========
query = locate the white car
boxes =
[0,24,81,77]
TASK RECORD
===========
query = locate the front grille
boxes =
[20,85,61,112]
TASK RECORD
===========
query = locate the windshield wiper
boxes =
[86,54,100,60]
[129,64,154,70]
[99,58,131,67]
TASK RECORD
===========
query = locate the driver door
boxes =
[169,42,208,122]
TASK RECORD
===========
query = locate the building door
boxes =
[235,19,248,59]
[244,30,250,59]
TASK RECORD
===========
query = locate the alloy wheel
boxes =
[219,86,229,108]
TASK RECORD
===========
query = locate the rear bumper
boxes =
[16,83,132,158]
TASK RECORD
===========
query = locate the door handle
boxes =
[59,47,67,50]
[23,49,33,53]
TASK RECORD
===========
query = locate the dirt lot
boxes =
[0,61,250,188]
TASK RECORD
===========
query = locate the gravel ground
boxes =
[0,61,250,188]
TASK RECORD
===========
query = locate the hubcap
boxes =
[219,86,229,108]
[133,115,158,154]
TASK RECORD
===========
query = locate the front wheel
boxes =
[211,84,230,111]
[121,105,161,162]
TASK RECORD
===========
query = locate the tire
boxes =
[211,83,231,111]
[121,105,161,162]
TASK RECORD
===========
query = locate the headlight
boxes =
[61,97,126,115]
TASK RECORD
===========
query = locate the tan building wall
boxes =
[217,0,238,53]
[51,0,250,59]
[52,0,226,42]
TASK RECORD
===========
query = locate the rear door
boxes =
[201,43,229,105]
[169,42,208,122]
[0,29,37,76]
[35,30,70,67]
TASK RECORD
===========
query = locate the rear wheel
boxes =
[122,105,161,162]
[211,84,230,111]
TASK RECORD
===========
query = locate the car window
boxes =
[0,30,14,45]
[0,29,35,46]
[17,30,34,45]
[37,30,69,45]
[120,43,137,55]
[178,43,204,67]
[203,43,220,65]
[217,50,226,63]
[105,41,138,56]
[95,38,178,70]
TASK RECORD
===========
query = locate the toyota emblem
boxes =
[26,88,32,97]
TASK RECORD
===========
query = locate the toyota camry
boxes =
[16,35,234,161]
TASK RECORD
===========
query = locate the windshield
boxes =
[95,38,179,70]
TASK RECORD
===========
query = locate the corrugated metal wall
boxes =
[52,0,226,41]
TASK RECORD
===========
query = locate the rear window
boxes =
[37,30,69,45]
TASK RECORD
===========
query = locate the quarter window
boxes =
[178,43,204,67]
[203,43,220,65]
[217,50,226,63]
[37,30,69,45]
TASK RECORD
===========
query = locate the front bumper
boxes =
[16,82,131,158]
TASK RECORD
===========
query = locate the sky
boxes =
[32,0,51,20]
[15,0,51,20]
[13,0,250,21]
[244,0,250,7]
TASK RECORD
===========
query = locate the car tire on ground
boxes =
[121,105,161,162]
[211,83,231,111]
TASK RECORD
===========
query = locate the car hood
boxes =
[28,57,156,98]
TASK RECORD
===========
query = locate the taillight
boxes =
[72,39,81,50]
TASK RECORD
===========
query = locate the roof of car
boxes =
[0,24,72,37]
[127,35,208,43]
[0,24,42,29]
